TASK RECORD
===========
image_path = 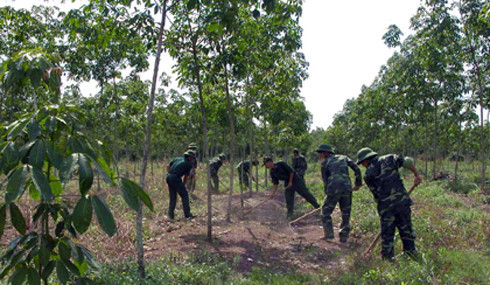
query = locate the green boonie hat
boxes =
[356,147,377,164]
[262,156,273,166]
[316,144,334,153]
[184,150,197,159]
[219,153,227,160]
[293,149,299,153]
[188,143,197,149]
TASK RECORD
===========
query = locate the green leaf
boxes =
[10,203,26,235]
[2,143,20,174]
[60,154,78,185]
[88,156,115,185]
[78,154,93,196]
[28,140,46,168]
[28,183,41,201]
[119,178,140,211]
[50,179,63,196]
[39,239,50,266]
[120,177,153,211]
[31,167,53,201]
[187,0,198,10]
[56,261,70,285]
[7,118,28,141]
[61,259,80,276]
[91,195,117,237]
[58,241,71,262]
[9,265,27,285]
[6,166,28,203]
[27,267,41,285]
[41,261,55,281]
[46,141,63,169]
[72,197,92,234]
[44,116,57,134]
[27,119,42,141]
[0,204,6,239]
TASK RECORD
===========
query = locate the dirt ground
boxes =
[96,191,364,273]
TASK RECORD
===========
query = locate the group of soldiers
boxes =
[165,142,422,260]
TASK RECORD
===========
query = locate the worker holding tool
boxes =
[236,159,259,187]
[316,144,362,243]
[166,150,198,220]
[186,143,199,193]
[209,153,227,193]
[263,157,320,220]
[356,147,422,260]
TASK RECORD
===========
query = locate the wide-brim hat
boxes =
[187,142,197,149]
[219,153,227,160]
[356,147,377,164]
[184,150,197,159]
[316,144,334,153]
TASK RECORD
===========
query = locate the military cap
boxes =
[293,149,299,154]
[316,144,334,153]
[356,147,377,164]
[184,150,197,159]
[262,156,273,166]
[188,143,197,149]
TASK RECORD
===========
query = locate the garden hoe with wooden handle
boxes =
[362,183,418,257]
[240,187,281,218]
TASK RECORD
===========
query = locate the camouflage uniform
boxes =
[321,154,362,241]
[166,154,195,219]
[236,160,253,187]
[209,156,224,193]
[292,154,308,180]
[363,154,416,259]
[269,161,320,217]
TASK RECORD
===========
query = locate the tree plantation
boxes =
[0,0,489,284]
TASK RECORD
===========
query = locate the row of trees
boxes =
[1,0,312,282]
[322,0,489,185]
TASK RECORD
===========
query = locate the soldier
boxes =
[356,147,421,260]
[186,143,198,192]
[292,149,308,180]
[316,144,362,243]
[166,150,197,220]
[236,159,259,188]
[210,153,227,193]
[263,157,320,219]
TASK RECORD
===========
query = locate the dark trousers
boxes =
[211,170,219,192]
[285,177,320,216]
[239,171,249,187]
[322,191,352,239]
[380,205,416,259]
[166,174,192,219]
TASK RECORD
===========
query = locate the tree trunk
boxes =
[136,1,168,278]
[223,64,236,223]
[432,98,438,179]
[187,16,213,242]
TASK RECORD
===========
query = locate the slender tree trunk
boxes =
[187,16,213,242]
[223,64,236,223]
[264,119,270,188]
[454,120,462,184]
[136,1,168,278]
[432,98,438,179]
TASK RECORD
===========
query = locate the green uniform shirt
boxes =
[270,161,296,186]
[363,154,413,215]
[292,155,307,176]
[168,157,193,177]
[209,157,223,173]
[236,160,252,174]
[321,154,362,195]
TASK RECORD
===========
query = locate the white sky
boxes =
[2,0,423,129]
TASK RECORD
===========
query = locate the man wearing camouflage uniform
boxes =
[209,153,227,193]
[236,159,258,188]
[316,144,362,242]
[166,150,197,220]
[264,157,320,219]
[357,147,421,260]
[292,149,308,180]
[186,143,198,193]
